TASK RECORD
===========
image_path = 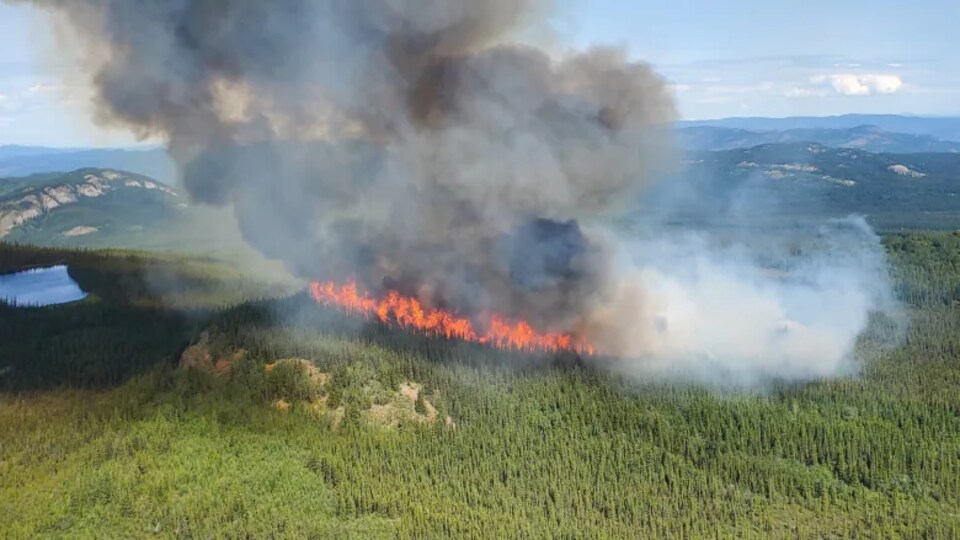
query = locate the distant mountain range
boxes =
[0,146,175,184]
[675,125,960,153]
[5,118,960,244]
[3,116,959,185]
[676,114,960,142]
[4,142,960,257]
[651,142,960,230]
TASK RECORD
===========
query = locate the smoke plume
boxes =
[589,217,899,385]
[12,0,898,384]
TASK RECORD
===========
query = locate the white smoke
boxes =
[583,216,899,385]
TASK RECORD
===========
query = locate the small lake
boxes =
[0,265,87,307]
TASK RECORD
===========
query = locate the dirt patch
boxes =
[420,398,438,422]
[399,382,419,401]
[214,351,245,376]
[179,334,245,376]
[308,396,328,418]
[178,335,213,371]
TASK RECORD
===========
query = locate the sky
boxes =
[1,0,958,146]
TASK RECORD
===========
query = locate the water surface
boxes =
[0,265,87,307]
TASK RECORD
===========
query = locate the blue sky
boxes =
[1,1,959,146]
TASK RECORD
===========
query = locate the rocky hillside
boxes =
[0,168,262,255]
[684,143,960,190]
[0,169,178,239]
[645,143,960,229]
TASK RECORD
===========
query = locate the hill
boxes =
[0,168,261,255]
[677,115,960,142]
[676,125,960,153]
[0,168,180,243]
[0,145,85,160]
[650,143,960,230]
[0,146,175,184]
[6,144,960,256]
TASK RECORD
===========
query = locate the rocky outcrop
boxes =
[366,381,440,428]
[178,335,454,428]
[0,169,177,238]
[62,226,98,237]
[888,164,926,178]
[179,333,245,376]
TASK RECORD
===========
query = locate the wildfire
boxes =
[309,280,594,355]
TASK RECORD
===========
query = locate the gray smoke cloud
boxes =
[13,0,674,330]
[11,0,899,384]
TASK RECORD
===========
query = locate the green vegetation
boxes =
[666,144,960,231]
[0,169,259,255]
[0,243,299,390]
[1,235,960,538]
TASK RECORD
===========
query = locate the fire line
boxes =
[309,281,593,355]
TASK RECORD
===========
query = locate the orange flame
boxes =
[309,280,593,355]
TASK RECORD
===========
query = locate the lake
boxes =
[0,265,87,306]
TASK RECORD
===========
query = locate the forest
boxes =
[1,233,958,538]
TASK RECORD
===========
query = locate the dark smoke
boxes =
[11,0,902,385]
[16,0,675,331]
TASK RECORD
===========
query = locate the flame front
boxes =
[310,281,594,355]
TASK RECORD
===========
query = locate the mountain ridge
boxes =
[0,168,179,240]
[650,142,960,230]
[0,146,175,184]
[676,125,960,153]
[676,114,960,141]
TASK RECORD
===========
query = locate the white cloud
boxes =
[26,82,64,95]
[813,74,903,96]
[784,86,829,98]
